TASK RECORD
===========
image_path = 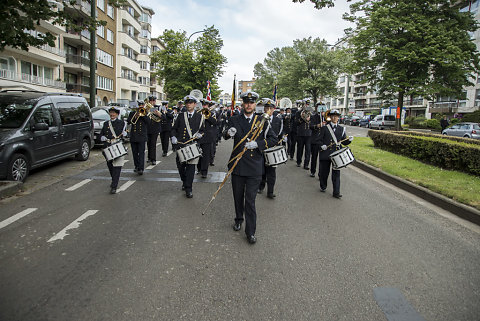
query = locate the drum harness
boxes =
[177,112,205,146]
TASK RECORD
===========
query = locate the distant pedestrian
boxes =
[440,115,450,132]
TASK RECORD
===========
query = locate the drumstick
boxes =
[327,137,350,148]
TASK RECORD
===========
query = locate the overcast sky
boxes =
[148,0,353,94]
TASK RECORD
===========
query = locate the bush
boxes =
[425,119,441,130]
[463,110,480,122]
[368,130,480,176]
[450,118,460,126]
[404,116,415,125]
[393,130,480,145]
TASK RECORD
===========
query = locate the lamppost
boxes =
[187,29,207,42]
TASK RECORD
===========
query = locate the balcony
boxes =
[0,69,65,89]
[64,54,90,73]
[66,83,90,94]
[119,10,141,34]
[64,29,91,46]
[64,0,91,17]
[117,55,140,74]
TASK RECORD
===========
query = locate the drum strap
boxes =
[327,124,339,147]
[108,120,121,140]
[183,112,204,140]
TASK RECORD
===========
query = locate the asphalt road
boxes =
[0,127,479,321]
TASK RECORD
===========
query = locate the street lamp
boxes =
[187,29,207,42]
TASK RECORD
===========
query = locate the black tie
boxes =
[247,118,251,124]
[333,125,337,131]
[188,114,192,119]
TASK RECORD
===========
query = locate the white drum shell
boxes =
[177,144,202,163]
[103,142,127,161]
[264,146,288,166]
[330,147,354,170]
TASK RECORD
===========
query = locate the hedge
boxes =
[368,130,480,176]
[395,131,480,146]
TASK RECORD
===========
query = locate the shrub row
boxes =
[393,131,480,146]
[368,130,480,176]
[404,116,441,130]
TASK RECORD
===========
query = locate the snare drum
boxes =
[177,143,202,163]
[263,146,288,166]
[330,147,355,170]
[103,142,127,161]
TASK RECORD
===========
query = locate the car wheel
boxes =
[7,153,30,182]
[463,135,471,139]
[75,138,90,161]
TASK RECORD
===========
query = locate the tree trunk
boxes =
[396,90,404,131]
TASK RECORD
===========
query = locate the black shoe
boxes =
[186,191,193,198]
[162,152,167,157]
[151,161,156,165]
[320,188,326,193]
[201,174,207,178]
[290,157,294,160]
[110,188,116,194]
[210,163,215,166]
[303,166,309,170]
[133,168,138,173]
[267,193,276,199]
[247,235,257,244]
[181,185,185,191]
[310,173,315,177]
[138,170,143,175]
[333,194,342,199]
[233,223,241,231]
[196,171,200,175]
[296,163,301,167]
[257,188,263,194]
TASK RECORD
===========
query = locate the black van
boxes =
[0,90,94,182]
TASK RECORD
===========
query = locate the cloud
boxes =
[147,0,353,94]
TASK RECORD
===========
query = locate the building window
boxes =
[126,6,134,16]
[140,61,150,70]
[138,77,150,85]
[138,92,148,100]
[97,0,105,11]
[139,13,151,24]
[96,49,113,67]
[107,4,114,18]
[141,29,151,40]
[140,45,151,55]
[0,56,16,72]
[97,75,113,91]
[107,29,114,44]
[97,25,105,38]
[125,25,134,37]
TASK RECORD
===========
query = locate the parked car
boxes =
[345,116,361,126]
[0,90,93,182]
[370,115,396,130]
[359,115,375,127]
[91,107,111,146]
[442,122,480,139]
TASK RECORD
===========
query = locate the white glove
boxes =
[245,141,258,150]
[100,136,107,142]
[121,131,128,137]
[348,136,354,142]
[283,136,288,143]
[321,145,327,151]
[171,136,178,145]
[227,127,237,137]
[194,132,203,139]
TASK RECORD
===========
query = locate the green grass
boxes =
[350,137,480,210]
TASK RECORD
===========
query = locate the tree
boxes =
[151,26,227,102]
[0,0,123,52]
[347,0,480,129]
[292,0,337,9]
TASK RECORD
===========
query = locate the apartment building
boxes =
[150,38,166,101]
[238,78,256,96]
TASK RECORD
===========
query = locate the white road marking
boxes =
[167,151,173,156]
[117,180,135,192]
[47,210,98,243]
[0,208,37,230]
[65,179,92,191]
[156,142,161,146]
[146,161,161,170]
[124,160,130,163]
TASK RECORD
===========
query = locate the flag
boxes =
[206,80,212,101]
[231,74,236,110]
[273,82,278,105]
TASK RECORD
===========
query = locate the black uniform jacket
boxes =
[147,105,162,135]
[267,115,284,138]
[197,114,218,144]
[160,109,174,132]
[224,113,278,177]
[127,111,149,142]
[171,111,205,144]
[283,114,293,135]
[310,113,323,145]
[290,108,299,135]
[318,123,351,161]
[100,118,126,148]
[296,112,312,136]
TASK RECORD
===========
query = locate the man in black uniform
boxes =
[127,100,150,175]
[295,99,312,169]
[146,96,162,165]
[283,107,293,149]
[258,99,284,199]
[318,109,353,198]
[100,106,127,194]
[309,103,326,178]
[171,95,205,198]
[196,100,217,178]
[160,101,174,157]
[223,92,277,244]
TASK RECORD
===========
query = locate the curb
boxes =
[352,160,480,226]
[0,181,23,199]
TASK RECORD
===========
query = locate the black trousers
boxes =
[296,136,311,167]
[319,160,341,195]
[197,143,212,175]
[130,141,145,170]
[176,157,195,193]
[232,174,261,236]
[259,165,276,194]
[211,141,217,163]
[288,132,296,158]
[147,133,158,161]
[310,143,320,176]
[160,131,170,154]
[107,161,122,189]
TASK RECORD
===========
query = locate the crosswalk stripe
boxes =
[47,210,98,243]
[117,180,135,192]
[65,179,92,191]
[0,208,38,230]
[146,161,161,170]
[166,150,173,156]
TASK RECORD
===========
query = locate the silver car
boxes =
[442,122,480,139]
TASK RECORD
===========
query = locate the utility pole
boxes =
[89,0,96,107]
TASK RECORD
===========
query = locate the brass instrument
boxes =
[130,105,148,125]
[200,106,216,119]
[301,108,311,122]
[325,109,332,122]
[145,98,161,122]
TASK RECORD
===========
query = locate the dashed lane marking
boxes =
[47,210,98,243]
[0,208,38,230]
[116,180,136,192]
[65,179,92,191]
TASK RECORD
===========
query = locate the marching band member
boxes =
[197,99,217,178]
[171,95,205,198]
[295,99,312,169]
[127,100,150,175]
[146,96,162,165]
[258,99,284,199]
[223,92,277,244]
[309,103,325,178]
[283,107,293,149]
[160,100,174,157]
[100,106,127,194]
[318,109,353,198]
